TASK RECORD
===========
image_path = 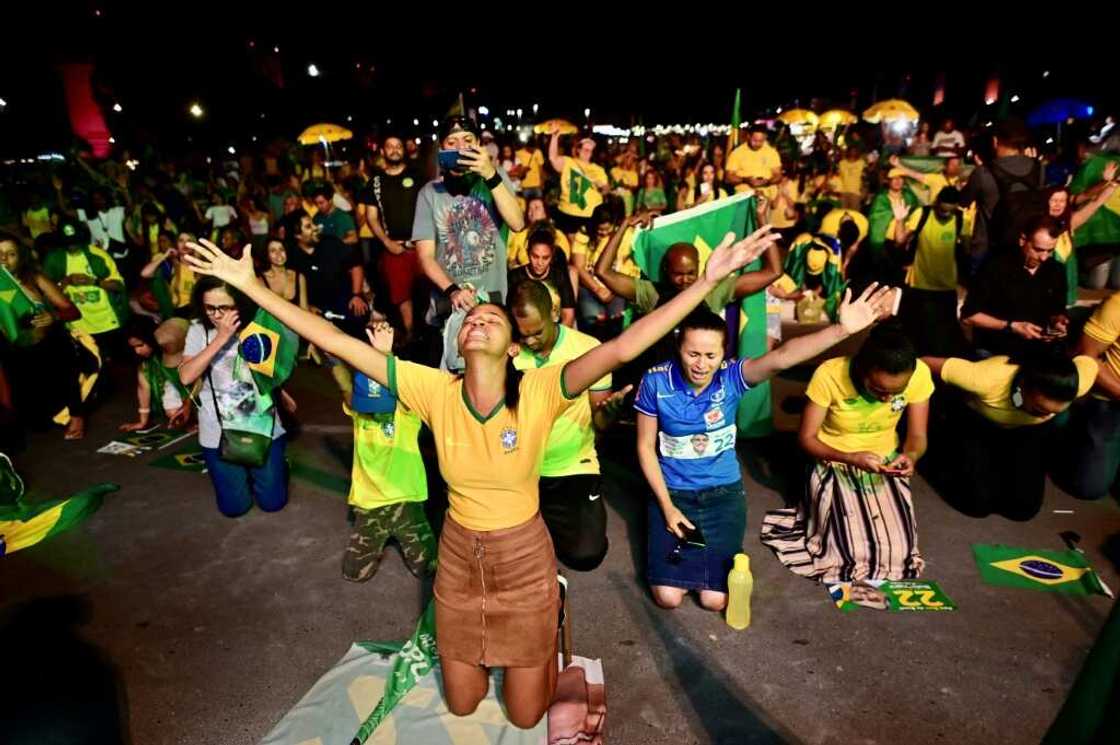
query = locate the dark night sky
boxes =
[2,5,1114,159]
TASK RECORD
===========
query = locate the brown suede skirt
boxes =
[434,512,560,668]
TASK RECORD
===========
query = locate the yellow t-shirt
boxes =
[506,227,571,268]
[942,355,1098,428]
[769,180,801,229]
[513,326,610,478]
[905,208,961,291]
[572,227,641,279]
[806,357,935,457]
[559,157,607,218]
[837,158,866,196]
[170,263,198,308]
[819,208,869,243]
[344,402,428,509]
[389,358,577,531]
[726,143,781,194]
[516,148,545,190]
[1081,293,1120,389]
[63,247,123,336]
[610,167,639,190]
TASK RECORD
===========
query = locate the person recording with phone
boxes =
[961,215,1068,359]
[636,285,895,613]
[761,324,931,583]
[414,115,523,370]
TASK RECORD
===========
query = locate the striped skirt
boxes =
[760,460,924,582]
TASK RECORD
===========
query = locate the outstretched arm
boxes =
[739,284,896,385]
[183,239,389,387]
[563,226,780,396]
[594,212,650,300]
[732,242,783,299]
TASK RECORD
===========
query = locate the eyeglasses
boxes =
[204,304,236,314]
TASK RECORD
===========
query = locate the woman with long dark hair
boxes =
[1045,170,1119,305]
[178,275,288,517]
[0,232,89,439]
[183,226,778,729]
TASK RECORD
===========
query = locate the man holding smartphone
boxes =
[413,115,524,369]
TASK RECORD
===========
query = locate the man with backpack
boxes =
[961,118,1045,274]
[893,187,971,355]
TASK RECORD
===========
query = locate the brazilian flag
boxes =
[1070,153,1120,249]
[631,192,771,437]
[972,544,1108,595]
[239,309,298,396]
[0,265,36,343]
[0,453,116,557]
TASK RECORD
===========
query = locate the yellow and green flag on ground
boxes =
[0,453,115,557]
[238,309,298,397]
[631,192,771,437]
[972,543,1109,595]
[1070,153,1120,249]
[0,265,37,343]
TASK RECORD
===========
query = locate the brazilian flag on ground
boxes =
[0,454,116,557]
[350,601,437,743]
[631,192,771,437]
[239,309,298,397]
[1070,153,1120,249]
[0,265,36,343]
[972,543,1109,595]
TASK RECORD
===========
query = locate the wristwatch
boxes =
[1003,319,1013,332]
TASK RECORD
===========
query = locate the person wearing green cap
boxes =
[42,219,127,348]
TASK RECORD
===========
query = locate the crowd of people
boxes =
[3,104,1120,727]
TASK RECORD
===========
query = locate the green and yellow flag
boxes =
[1070,153,1120,249]
[238,309,298,396]
[0,484,116,557]
[972,543,1108,595]
[0,265,36,343]
[631,193,771,437]
[351,601,437,744]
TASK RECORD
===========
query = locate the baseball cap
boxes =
[351,372,396,414]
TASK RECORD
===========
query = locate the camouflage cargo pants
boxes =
[342,501,437,582]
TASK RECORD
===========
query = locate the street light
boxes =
[478,106,490,116]
[307,64,320,78]
[228,146,236,155]
[112,102,122,113]
[583,108,590,119]
[189,102,204,118]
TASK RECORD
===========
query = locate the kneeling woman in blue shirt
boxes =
[635,284,894,611]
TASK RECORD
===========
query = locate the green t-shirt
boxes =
[633,274,738,315]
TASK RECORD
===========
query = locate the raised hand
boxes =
[182,239,257,289]
[837,282,896,335]
[703,225,780,284]
[366,321,395,355]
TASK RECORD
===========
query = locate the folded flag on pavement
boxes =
[972,543,1109,595]
[238,309,297,396]
[0,453,116,557]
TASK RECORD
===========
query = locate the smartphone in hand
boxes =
[438,149,464,172]
[680,523,706,548]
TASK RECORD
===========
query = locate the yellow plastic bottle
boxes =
[726,553,754,630]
